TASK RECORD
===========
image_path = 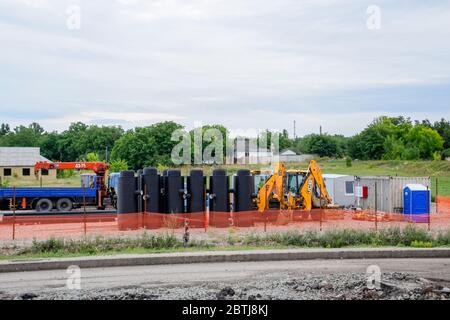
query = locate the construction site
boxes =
[0,158,449,301]
[0,158,450,301]
[1,0,450,307]
[0,158,449,242]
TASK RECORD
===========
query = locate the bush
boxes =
[0,178,10,187]
[30,238,65,253]
[345,156,352,167]
[436,230,450,246]
[410,240,434,248]
[442,148,450,159]
[109,159,128,173]
[433,151,441,161]
[401,225,432,245]
[57,169,76,179]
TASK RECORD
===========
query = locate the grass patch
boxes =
[2,226,450,261]
[237,225,442,248]
[12,233,212,258]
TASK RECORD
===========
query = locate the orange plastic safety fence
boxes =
[437,196,450,214]
[2,204,450,241]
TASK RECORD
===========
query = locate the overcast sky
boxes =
[0,0,449,137]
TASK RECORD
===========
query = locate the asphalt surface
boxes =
[1,258,449,300]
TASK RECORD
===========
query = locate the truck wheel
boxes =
[56,198,73,212]
[36,198,53,212]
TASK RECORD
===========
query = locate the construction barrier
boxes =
[1,196,450,241]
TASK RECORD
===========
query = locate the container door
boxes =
[403,188,411,214]
[412,191,429,214]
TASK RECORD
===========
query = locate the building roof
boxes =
[322,173,352,179]
[280,149,297,156]
[0,147,50,167]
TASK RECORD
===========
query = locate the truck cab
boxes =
[80,174,98,190]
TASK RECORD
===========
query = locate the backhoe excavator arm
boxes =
[256,162,286,212]
[308,160,332,203]
[299,160,332,210]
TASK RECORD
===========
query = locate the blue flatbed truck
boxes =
[0,174,102,212]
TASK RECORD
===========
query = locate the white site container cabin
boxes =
[354,176,431,213]
[322,174,356,207]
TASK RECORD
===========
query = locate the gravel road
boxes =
[1,258,449,300]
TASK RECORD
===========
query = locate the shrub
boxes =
[0,178,10,187]
[442,148,450,160]
[57,169,76,179]
[109,159,128,173]
[345,156,352,167]
[410,240,434,248]
[436,230,450,246]
[401,225,432,245]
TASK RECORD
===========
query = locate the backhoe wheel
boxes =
[56,198,73,212]
[36,198,53,213]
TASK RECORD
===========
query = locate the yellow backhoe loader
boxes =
[254,160,334,212]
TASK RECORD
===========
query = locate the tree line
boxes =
[0,116,449,170]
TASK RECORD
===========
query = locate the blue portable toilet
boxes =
[403,184,430,223]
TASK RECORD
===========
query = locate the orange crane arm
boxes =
[34,161,110,176]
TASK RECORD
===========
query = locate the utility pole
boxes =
[293,120,297,139]
[319,125,323,135]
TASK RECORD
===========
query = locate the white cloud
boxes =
[0,0,449,135]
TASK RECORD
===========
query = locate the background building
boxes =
[278,149,315,163]
[0,147,56,182]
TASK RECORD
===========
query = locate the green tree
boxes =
[190,124,228,163]
[403,126,444,159]
[111,121,183,169]
[432,118,450,150]
[442,148,450,159]
[40,132,62,161]
[56,122,89,161]
[382,135,405,160]
[0,123,45,147]
[56,123,123,161]
[306,134,338,157]
[0,123,10,136]
[348,116,411,160]
[278,129,293,150]
[111,128,157,169]
[331,134,349,157]
[256,129,294,154]
[109,159,129,172]
[82,152,100,162]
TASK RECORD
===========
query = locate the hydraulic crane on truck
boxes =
[34,161,111,198]
[0,162,112,212]
[34,161,110,207]
[254,160,334,212]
